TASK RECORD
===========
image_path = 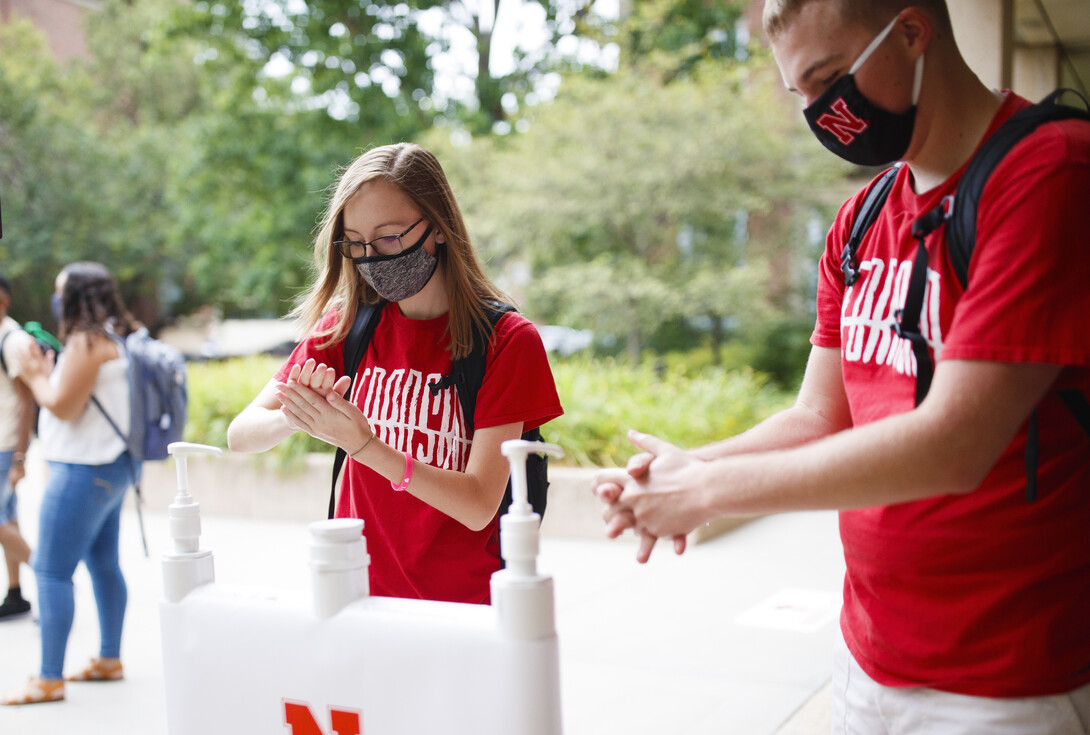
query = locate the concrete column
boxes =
[1014,46,1061,100]
[949,0,1014,90]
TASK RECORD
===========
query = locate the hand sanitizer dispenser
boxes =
[160,439,565,735]
[161,442,222,603]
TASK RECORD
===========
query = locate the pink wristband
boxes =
[391,450,413,492]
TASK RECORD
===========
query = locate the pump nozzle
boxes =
[498,440,563,580]
[168,442,224,506]
[501,439,563,518]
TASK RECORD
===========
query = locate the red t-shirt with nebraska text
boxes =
[812,92,1090,697]
[276,303,563,604]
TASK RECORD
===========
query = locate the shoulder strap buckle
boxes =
[911,195,954,241]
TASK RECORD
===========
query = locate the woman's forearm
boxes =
[226,404,296,453]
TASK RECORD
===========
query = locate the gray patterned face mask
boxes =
[353,224,439,302]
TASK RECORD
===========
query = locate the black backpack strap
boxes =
[842,163,903,286]
[1025,393,1090,503]
[435,300,515,434]
[946,89,1090,287]
[91,383,149,558]
[430,301,547,521]
[1057,390,1090,436]
[0,328,16,374]
[328,303,384,520]
[1024,410,1041,502]
[894,197,955,406]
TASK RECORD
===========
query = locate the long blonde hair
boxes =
[292,143,509,359]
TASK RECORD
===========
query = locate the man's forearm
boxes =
[697,360,1059,517]
[691,402,844,461]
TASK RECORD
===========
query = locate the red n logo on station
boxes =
[816,98,869,145]
[283,700,362,735]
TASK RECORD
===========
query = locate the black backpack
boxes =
[842,89,1090,500]
[327,300,550,522]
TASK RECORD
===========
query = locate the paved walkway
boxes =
[0,450,845,734]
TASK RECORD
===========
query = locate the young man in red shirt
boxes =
[594,1,1090,730]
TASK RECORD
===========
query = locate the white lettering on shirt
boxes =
[355,366,471,472]
[841,257,945,375]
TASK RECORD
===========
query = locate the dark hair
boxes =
[0,273,10,299]
[56,262,140,344]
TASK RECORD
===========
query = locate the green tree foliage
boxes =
[429,53,842,360]
[172,0,599,135]
[2,0,849,355]
[0,16,180,327]
[613,0,746,81]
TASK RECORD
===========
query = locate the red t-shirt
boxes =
[276,303,563,604]
[813,92,1090,697]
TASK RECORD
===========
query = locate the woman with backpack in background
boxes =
[1,262,136,705]
[228,143,562,604]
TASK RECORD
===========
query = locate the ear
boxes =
[897,7,933,59]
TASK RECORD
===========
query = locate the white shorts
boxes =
[832,628,1090,735]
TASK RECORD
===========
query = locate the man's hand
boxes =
[593,430,705,563]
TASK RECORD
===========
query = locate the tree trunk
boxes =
[474,0,505,123]
[709,314,723,366]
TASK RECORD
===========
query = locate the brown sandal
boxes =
[1,677,65,705]
[66,657,124,682]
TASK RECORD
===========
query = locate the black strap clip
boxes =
[840,246,861,287]
[912,195,954,241]
[428,372,464,396]
[891,308,908,339]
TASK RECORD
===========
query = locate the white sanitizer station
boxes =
[159,440,565,735]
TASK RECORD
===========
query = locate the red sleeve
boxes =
[272,310,347,382]
[942,118,1090,369]
[811,183,876,350]
[473,312,563,433]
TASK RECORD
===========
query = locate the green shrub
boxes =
[184,355,330,471]
[184,354,795,470]
[746,317,814,389]
[546,356,793,467]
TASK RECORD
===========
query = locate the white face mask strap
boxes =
[849,15,900,75]
[911,52,924,105]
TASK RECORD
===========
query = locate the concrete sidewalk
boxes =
[0,449,844,734]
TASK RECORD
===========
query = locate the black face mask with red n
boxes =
[803,15,924,167]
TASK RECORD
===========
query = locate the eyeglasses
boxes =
[334,218,426,260]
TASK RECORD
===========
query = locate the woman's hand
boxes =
[11,337,53,381]
[286,358,342,396]
[275,359,371,456]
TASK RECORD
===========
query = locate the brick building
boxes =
[0,0,99,62]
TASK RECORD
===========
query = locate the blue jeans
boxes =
[33,453,132,680]
[0,450,16,526]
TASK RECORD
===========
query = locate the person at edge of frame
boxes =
[593,2,1090,733]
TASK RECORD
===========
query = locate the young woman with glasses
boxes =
[228,143,562,604]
